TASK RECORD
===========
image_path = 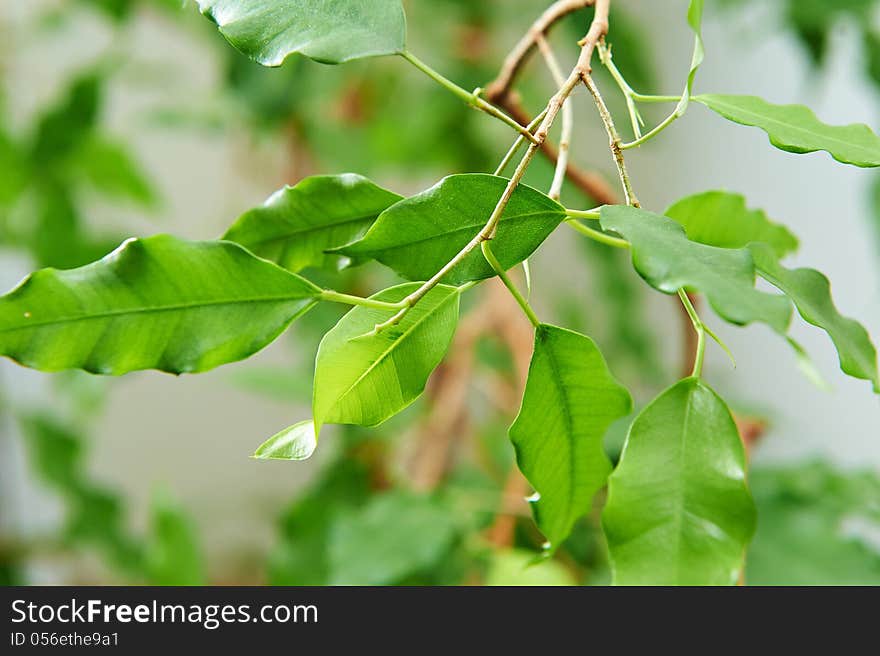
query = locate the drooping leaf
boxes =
[694,94,880,167]
[749,243,879,392]
[600,205,792,332]
[327,491,458,585]
[602,378,756,585]
[509,325,632,550]
[222,174,402,273]
[195,0,407,66]
[313,283,459,431]
[665,190,799,259]
[144,491,204,586]
[0,235,321,375]
[335,174,566,284]
[253,420,317,461]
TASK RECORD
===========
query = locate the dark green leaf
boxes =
[665,190,799,259]
[509,324,632,550]
[253,420,317,461]
[313,283,459,431]
[603,378,756,585]
[695,94,880,167]
[749,243,879,392]
[327,491,458,585]
[600,205,792,332]
[335,174,566,285]
[222,174,401,273]
[0,235,320,375]
[196,0,407,66]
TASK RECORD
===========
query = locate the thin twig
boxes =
[484,0,595,103]
[582,71,639,207]
[536,34,573,201]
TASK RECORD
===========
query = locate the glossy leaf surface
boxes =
[253,420,318,461]
[603,378,756,585]
[335,174,566,285]
[313,283,459,431]
[223,174,401,273]
[0,235,320,375]
[196,0,407,66]
[695,94,880,167]
[509,325,632,550]
[600,205,791,332]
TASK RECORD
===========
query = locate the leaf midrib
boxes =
[236,211,381,249]
[0,293,316,335]
[329,290,458,413]
[353,209,564,255]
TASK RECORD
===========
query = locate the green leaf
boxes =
[222,174,402,273]
[196,0,407,66]
[335,174,566,285]
[0,235,321,375]
[509,325,632,550]
[694,94,880,167]
[749,243,879,392]
[665,190,799,259]
[313,283,459,432]
[253,420,317,461]
[327,491,458,585]
[602,378,756,585]
[600,205,792,332]
[145,491,204,586]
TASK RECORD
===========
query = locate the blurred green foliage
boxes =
[0,0,878,586]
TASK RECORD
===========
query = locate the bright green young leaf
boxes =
[313,283,459,432]
[665,190,799,259]
[196,0,407,66]
[222,174,402,273]
[600,205,792,332]
[0,235,321,375]
[749,243,879,391]
[252,420,317,461]
[335,174,566,285]
[144,491,204,586]
[603,378,756,585]
[694,94,880,167]
[509,325,632,551]
[327,491,458,585]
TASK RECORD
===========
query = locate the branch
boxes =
[485,0,595,103]
[536,34,573,201]
[499,96,619,205]
[373,3,612,334]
